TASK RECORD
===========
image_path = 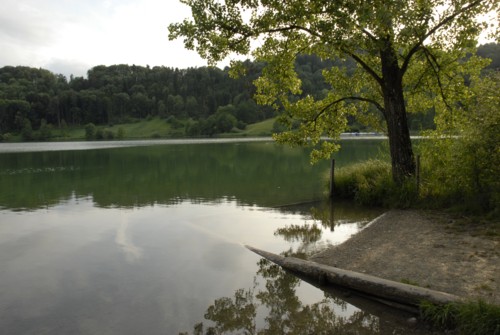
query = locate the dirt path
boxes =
[310,210,500,305]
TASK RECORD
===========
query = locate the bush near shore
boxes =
[420,300,500,335]
[331,73,500,219]
[330,157,499,219]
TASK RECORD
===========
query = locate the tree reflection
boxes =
[310,203,335,231]
[201,287,257,335]
[179,256,382,335]
[274,200,383,257]
[274,224,322,244]
[180,202,408,335]
[273,204,332,256]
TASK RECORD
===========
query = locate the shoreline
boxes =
[310,209,499,305]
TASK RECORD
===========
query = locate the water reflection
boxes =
[0,142,332,210]
[0,140,385,210]
[0,141,394,334]
[115,214,143,262]
[180,257,428,335]
[274,200,383,256]
[179,201,432,335]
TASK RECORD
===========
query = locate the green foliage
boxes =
[418,72,500,216]
[38,119,52,140]
[420,300,500,334]
[243,117,275,136]
[103,129,115,140]
[0,64,276,136]
[21,118,34,141]
[59,119,69,138]
[456,300,500,335]
[186,109,238,137]
[0,99,31,133]
[166,116,184,129]
[477,43,500,71]
[2,41,499,143]
[169,0,499,182]
[420,300,460,330]
[116,127,125,139]
[85,123,96,140]
[332,159,418,208]
[95,128,104,140]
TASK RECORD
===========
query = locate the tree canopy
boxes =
[169,0,499,182]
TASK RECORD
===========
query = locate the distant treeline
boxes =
[1,43,498,140]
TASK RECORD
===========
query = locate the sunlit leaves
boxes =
[418,72,500,214]
[169,0,499,168]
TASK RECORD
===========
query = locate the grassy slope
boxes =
[51,118,177,141]
[48,117,276,141]
[112,119,175,138]
[241,118,276,136]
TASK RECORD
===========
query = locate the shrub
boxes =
[417,72,500,217]
[117,127,125,139]
[420,300,459,330]
[21,118,34,141]
[236,120,247,130]
[60,120,69,138]
[104,129,115,140]
[420,300,500,335]
[1,133,12,141]
[85,123,96,140]
[166,116,184,129]
[38,119,52,140]
[332,159,418,208]
[95,128,104,140]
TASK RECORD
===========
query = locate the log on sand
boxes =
[246,245,460,310]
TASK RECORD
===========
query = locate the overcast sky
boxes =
[1,1,496,80]
[0,0,209,78]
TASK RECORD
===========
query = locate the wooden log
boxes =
[294,271,421,317]
[246,245,460,308]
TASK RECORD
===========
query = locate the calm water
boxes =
[0,139,425,334]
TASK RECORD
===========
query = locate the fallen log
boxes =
[246,245,461,309]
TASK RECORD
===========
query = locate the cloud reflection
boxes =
[115,215,143,262]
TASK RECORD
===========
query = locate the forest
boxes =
[0,43,498,141]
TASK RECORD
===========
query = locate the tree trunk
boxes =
[381,45,415,183]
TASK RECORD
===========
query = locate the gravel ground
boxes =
[310,210,500,305]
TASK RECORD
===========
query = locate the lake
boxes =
[0,138,426,334]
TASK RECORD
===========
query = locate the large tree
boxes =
[169,0,498,183]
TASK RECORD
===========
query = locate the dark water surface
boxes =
[0,139,427,334]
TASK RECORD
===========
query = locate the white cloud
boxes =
[0,0,208,78]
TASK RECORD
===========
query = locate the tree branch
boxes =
[264,24,323,39]
[400,0,483,75]
[343,50,384,87]
[421,47,453,110]
[309,96,385,125]
[225,20,385,90]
